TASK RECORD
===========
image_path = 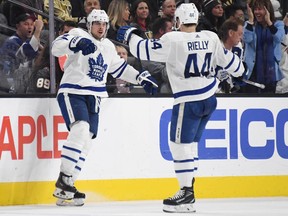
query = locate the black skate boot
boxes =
[53,172,77,200]
[163,186,195,213]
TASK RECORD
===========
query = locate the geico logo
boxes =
[159,108,288,161]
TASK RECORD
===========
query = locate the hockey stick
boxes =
[241,79,265,89]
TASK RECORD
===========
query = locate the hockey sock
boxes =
[60,121,90,176]
[169,141,197,188]
[72,132,94,182]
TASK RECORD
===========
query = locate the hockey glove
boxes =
[216,69,229,82]
[117,26,141,44]
[136,70,158,95]
[69,36,96,55]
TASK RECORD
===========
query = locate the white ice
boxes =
[0,197,288,216]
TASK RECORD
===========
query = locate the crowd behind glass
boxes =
[0,0,287,96]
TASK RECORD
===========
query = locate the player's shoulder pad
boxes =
[69,28,91,38]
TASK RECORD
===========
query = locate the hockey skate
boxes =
[53,172,77,200]
[163,187,196,213]
[56,190,86,206]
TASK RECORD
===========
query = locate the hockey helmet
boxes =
[174,3,199,30]
[86,9,109,34]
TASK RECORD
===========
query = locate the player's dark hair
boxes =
[151,17,171,36]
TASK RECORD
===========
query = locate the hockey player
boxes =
[51,9,157,206]
[117,3,245,213]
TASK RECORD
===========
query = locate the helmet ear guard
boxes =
[174,3,199,30]
[86,9,110,34]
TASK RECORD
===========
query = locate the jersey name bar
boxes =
[187,40,209,51]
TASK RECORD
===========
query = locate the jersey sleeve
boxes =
[51,28,89,57]
[129,34,170,63]
[213,34,244,77]
[106,40,139,84]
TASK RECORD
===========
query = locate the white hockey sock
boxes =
[169,141,198,188]
[72,132,93,182]
[60,121,90,176]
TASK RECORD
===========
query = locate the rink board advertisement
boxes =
[0,97,288,205]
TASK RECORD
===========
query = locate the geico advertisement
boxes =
[0,97,287,182]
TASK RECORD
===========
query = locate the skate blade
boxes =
[163,203,196,213]
[56,198,84,207]
[53,188,74,200]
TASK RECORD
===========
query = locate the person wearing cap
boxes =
[0,13,44,93]
[196,0,225,34]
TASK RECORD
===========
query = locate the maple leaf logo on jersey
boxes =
[87,54,107,82]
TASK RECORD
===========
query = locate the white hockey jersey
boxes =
[52,28,140,97]
[129,30,245,104]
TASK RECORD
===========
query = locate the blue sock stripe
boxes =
[174,159,194,163]
[75,166,81,171]
[79,157,85,161]
[61,154,78,163]
[63,145,81,153]
[175,168,196,173]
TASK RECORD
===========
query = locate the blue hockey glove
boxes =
[69,36,96,55]
[136,70,158,95]
[116,26,141,44]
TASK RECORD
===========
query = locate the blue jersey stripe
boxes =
[145,40,150,60]
[114,62,128,79]
[60,83,106,92]
[224,54,235,70]
[173,78,217,99]
[110,61,126,75]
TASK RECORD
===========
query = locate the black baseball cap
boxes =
[15,13,37,24]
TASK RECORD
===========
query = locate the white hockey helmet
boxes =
[86,9,109,34]
[174,3,199,30]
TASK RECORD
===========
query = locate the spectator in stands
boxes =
[129,0,153,39]
[128,0,160,20]
[3,0,44,27]
[150,17,173,93]
[151,17,173,39]
[70,0,86,18]
[161,0,176,23]
[242,0,285,93]
[26,42,50,93]
[56,20,77,88]
[107,0,130,41]
[115,45,131,93]
[0,13,9,45]
[276,13,288,93]
[0,13,44,93]
[217,17,244,93]
[225,3,245,21]
[196,0,225,34]
[44,0,78,22]
[78,0,101,29]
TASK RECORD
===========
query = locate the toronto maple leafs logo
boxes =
[87,54,107,82]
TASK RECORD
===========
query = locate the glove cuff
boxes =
[136,70,151,84]
[69,36,83,51]
[124,27,138,43]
